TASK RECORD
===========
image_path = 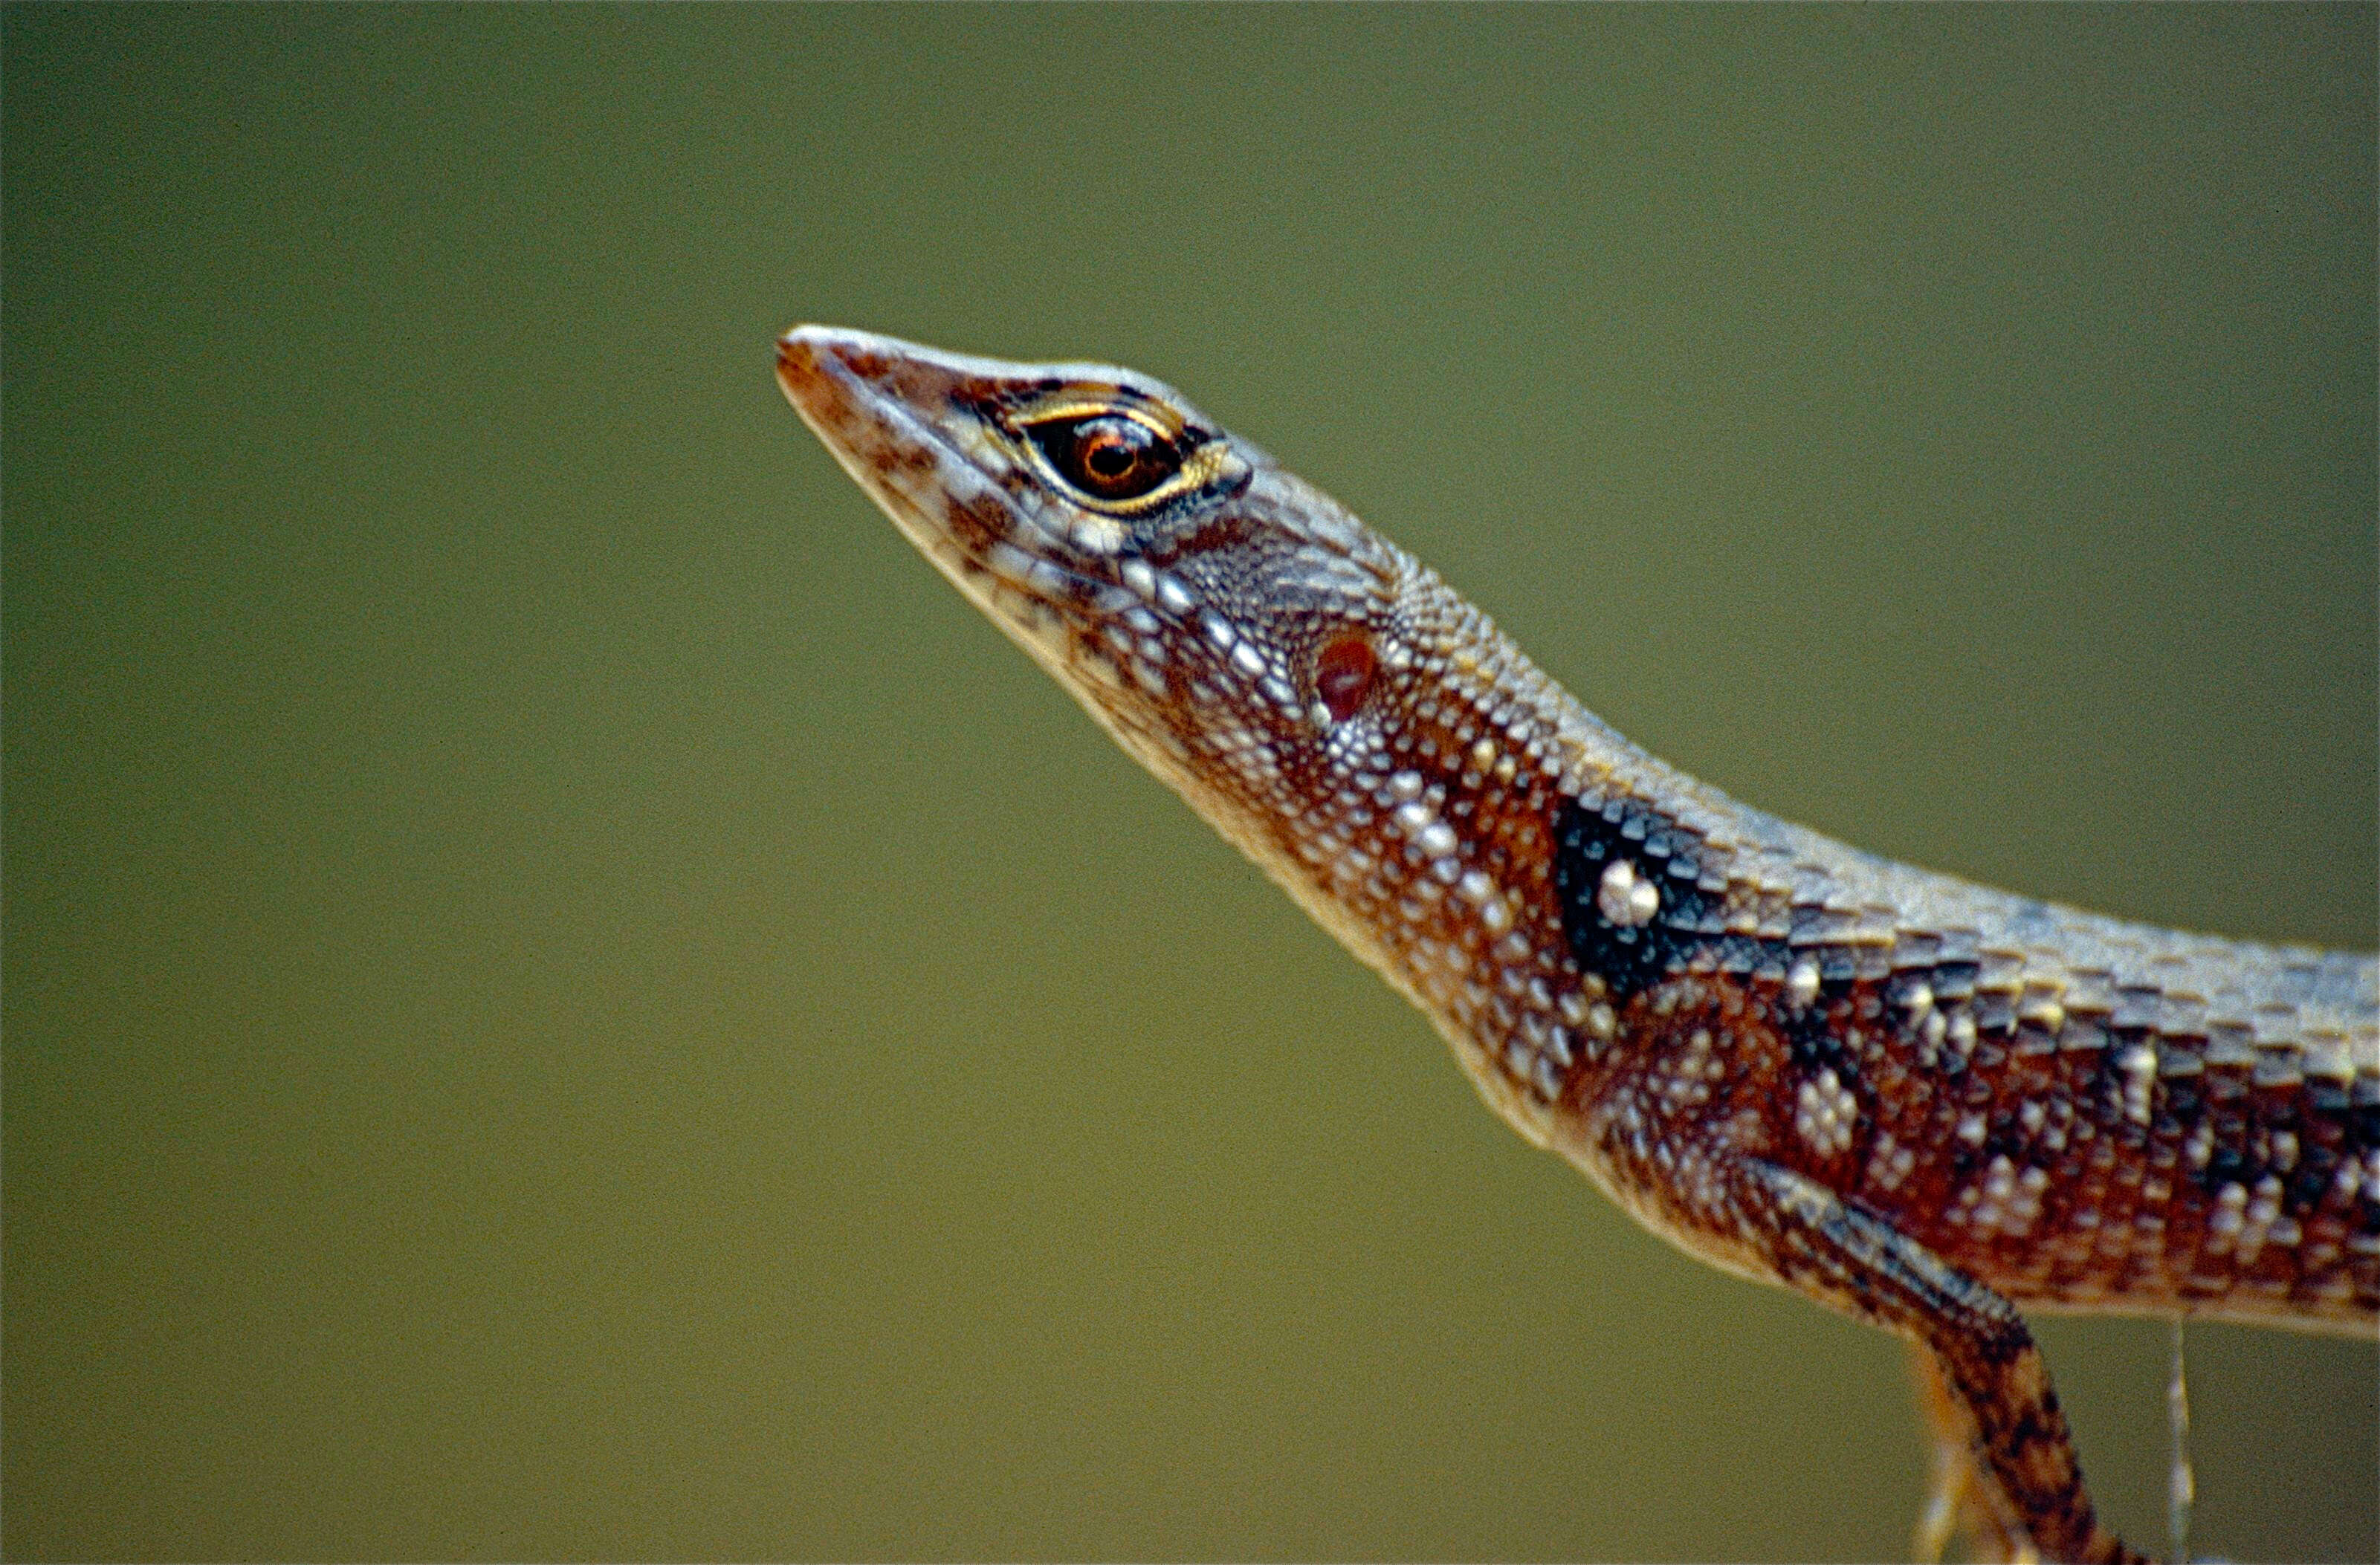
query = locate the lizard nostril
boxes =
[1314,632,1378,723]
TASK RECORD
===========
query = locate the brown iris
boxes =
[1030,415,1182,502]
[1314,632,1378,722]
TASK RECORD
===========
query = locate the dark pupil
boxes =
[1083,428,1141,479]
[1049,415,1177,500]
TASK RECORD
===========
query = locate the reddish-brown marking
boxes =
[1314,632,1379,723]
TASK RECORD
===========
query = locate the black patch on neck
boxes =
[1552,795,1716,1005]
[1782,1008,1856,1078]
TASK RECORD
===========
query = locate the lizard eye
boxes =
[1029,415,1183,502]
[1314,632,1379,722]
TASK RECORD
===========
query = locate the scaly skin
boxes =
[775,325,2379,1564]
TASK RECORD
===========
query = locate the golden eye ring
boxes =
[1022,412,1183,505]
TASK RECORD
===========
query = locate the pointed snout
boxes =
[775,323,1018,410]
[775,323,890,430]
[772,323,1041,562]
[773,323,974,485]
[772,323,828,395]
[775,322,897,383]
[776,323,1180,433]
[773,323,1024,458]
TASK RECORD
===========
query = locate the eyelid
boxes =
[1009,392,1185,444]
[1012,402,1234,516]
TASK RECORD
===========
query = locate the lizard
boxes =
[773,323,2379,1564]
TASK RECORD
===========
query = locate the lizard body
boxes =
[775,325,2379,1564]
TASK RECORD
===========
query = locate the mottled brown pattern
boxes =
[777,325,2378,1564]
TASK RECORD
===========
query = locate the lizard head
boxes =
[775,325,1428,809]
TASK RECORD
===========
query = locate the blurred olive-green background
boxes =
[6,7,2374,1561]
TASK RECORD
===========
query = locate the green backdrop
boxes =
[7,7,2374,1561]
